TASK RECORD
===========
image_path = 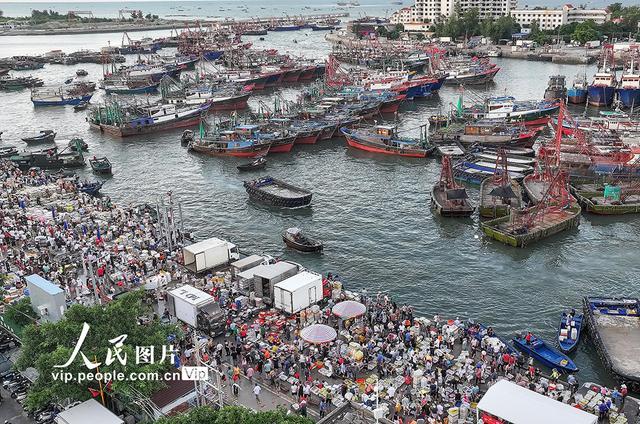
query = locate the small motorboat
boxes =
[78,181,104,196]
[557,310,583,354]
[64,77,74,84]
[282,227,323,253]
[472,323,519,356]
[0,145,18,158]
[21,130,56,144]
[237,156,267,172]
[73,101,89,112]
[76,69,88,77]
[513,333,578,373]
[89,156,112,175]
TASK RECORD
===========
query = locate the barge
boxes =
[243,176,312,208]
[583,297,640,392]
[570,183,640,215]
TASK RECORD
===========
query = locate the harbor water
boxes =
[1,28,639,388]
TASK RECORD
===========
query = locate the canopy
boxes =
[446,188,468,200]
[300,324,337,344]
[489,184,518,199]
[332,300,366,319]
[477,380,597,424]
[286,227,301,236]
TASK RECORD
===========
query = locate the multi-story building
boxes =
[511,4,610,31]
[457,0,516,19]
[392,0,515,27]
[390,6,418,24]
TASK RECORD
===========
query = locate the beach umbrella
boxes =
[332,300,366,319]
[300,324,337,345]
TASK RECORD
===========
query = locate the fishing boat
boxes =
[341,125,433,158]
[10,145,85,170]
[243,176,312,208]
[162,84,252,111]
[557,310,583,354]
[570,182,640,215]
[479,152,523,218]
[76,69,88,77]
[74,101,89,112]
[89,101,211,137]
[21,130,56,144]
[429,115,449,128]
[588,54,617,107]
[237,156,267,171]
[310,23,336,31]
[567,73,588,104]
[445,66,500,85]
[464,96,560,126]
[78,181,104,196]
[104,79,160,95]
[617,58,640,109]
[31,87,93,106]
[271,24,302,31]
[512,333,579,373]
[454,160,525,185]
[471,149,536,166]
[89,156,112,174]
[470,323,519,356]
[543,75,567,102]
[459,122,541,148]
[282,227,323,252]
[189,124,273,157]
[431,155,474,217]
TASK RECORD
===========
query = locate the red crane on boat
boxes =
[514,170,572,230]
[439,155,460,190]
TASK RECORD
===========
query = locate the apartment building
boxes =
[511,4,610,31]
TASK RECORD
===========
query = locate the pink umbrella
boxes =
[332,300,366,319]
[300,324,337,344]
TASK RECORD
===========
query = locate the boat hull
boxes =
[617,87,640,108]
[294,131,321,145]
[209,93,251,111]
[32,94,92,106]
[344,131,429,158]
[512,337,578,372]
[588,85,615,107]
[190,144,270,158]
[268,136,296,153]
[567,87,587,104]
[91,114,202,137]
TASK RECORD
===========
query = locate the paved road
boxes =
[0,386,34,424]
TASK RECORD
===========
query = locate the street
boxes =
[0,386,34,424]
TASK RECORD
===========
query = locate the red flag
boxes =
[88,388,101,398]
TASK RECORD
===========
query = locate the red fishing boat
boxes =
[341,125,433,158]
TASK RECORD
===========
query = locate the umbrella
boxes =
[332,300,366,319]
[300,324,337,344]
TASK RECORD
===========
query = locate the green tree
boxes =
[529,20,550,45]
[608,2,623,19]
[4,297,38,327]
[156,405,313,424]
[16,291,178,411]
[461,8,480,38]
[572,20,600,44]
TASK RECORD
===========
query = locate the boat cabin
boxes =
[374,125,398,138]
[235,124,261,137]
[620,74,640,89]
[592,72,616,87]
[486,96,515,113]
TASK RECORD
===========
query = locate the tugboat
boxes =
[588,53,617,107]
[567,73,588,104]
[431,155,474,217]
[617,58,640,109]
[543,75,567,102]
[282,228,323,252]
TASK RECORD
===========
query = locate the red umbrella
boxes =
[332,300,366,319]
[300,324,337,344]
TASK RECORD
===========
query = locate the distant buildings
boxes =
[511,4,610,31]
[390,1,610,32]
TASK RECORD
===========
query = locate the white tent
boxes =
[477,380,597,424]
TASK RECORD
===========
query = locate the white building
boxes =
[390,6,418,24]
[392,0,515,28]
[457,0,516,19]
[511,4,610,31]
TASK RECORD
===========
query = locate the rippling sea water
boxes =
[1,29,639,386]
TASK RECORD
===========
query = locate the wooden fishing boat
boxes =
[282,227,323,252]
[513,333,579,373]
[558,311,583,354]
[570,183,640,215]
[237,156,266,172]
[21,130,56,144]
[89,156,112,174]
[190,136,271,158]
[341,125,433,158]
[244,176,312,208]
[104,79,160,95]
[431,155,474,217]
[10,146,85,170]
[459,122,541,148]
[78,181,103,196]
[66,138,88,151]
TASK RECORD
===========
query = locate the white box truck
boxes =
[167,285,225,335]
[182,237,240,273]
[273,271,322,314]
[253,261,300,303]
[230,254,275,277]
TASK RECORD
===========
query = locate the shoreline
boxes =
[0,22,179,37]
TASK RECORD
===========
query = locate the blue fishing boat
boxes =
[557,311,583,354]
[202,50,224,61]
[588,54,617,107]
[567,74,588,104]
[513,333,579,373]
[31,89,92,106]
[617,58,640,108]
[472,323,519,356]
[453,160,525,185]
[78,181,104,196]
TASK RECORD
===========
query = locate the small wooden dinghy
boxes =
[237,156,267,172]
[282,227,323,252]
[431,155,474,217]
[21,129,56,144]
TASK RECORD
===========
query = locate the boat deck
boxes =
[259,184,307,199]
[593,313,640,381]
